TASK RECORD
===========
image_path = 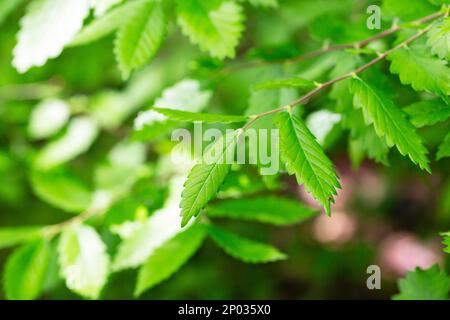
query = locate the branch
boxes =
[243,19,439,129]
[224,10,444,75]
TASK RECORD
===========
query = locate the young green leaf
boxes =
[207,225,286,263]
[253,77,314,91]
[388,47,450,102]
[115,0,166,78]
[427,17,450,61]
[180,131,240,227]
[350,77,431,172]
[274,111,340,215]
[176,0,245,59]
[0,227,46,250]
[404,99,450,128]
[153,108,249,123]
[31,169,92,213]
[393,265,450,300]
[134,223,206,297]
[71,0,144,46]
[207,196,316,226]
[13,0,90,73]
[437,131,450,160]
[58,225,110,299]
[4,240,50,300]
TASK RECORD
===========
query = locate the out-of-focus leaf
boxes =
[90,0,124,17]
[208,196,316,226]
[153,108,248,123]
[4,240,50,300]
[71,0,141,46]
[427,17,450,61]
[30,168,92,213]
[134,79,211,140]
[253,77,313,91]
[34,116,99,169]
[207,225,286,263]
[134,223,206,296]
[404,99,450,128]
[176,0,244,59]
[0,227,45,250]
[437,131,450,160]
[382,0,435,21]
[0,0,26,26]
[112,176,187,270]
[28,99,70,140]
[393,265,450,300]
[58,225,110,299]
[13,0,90,73]
[306,110,341,146]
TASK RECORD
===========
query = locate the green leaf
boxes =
[393,265,450,300]
[134,223,206,296]
[176,0,245,59]
[274,111,340,215]
[112,215,185,271]
[253,77,314,91]
[207,196,316,226]
[90,0,124,16]
[180,131,240,227]
[207,225,286,263]
[0,227,45,250]
[404,99,450,127]
[350,77,431,172]
[437,131,450,160]
[247,66,298,120]
[427,17,450,61]
[388,47,450,102]
[4,240,50,300]
[349,127,390,166]
[71,0,143,46]
[31,169,92,213]
[115,0,166,79]
[133,79,211,140]
[58,225,110,299]
[0,0,26,26]
[13,0,91,73]
[153,108,249,123]
[243,0,278,8]
[382,0,436,21]
[34,116,99,170]
[28,99,70,140]
[442,231,450,254]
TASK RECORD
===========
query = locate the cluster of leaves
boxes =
[0,0,450,300]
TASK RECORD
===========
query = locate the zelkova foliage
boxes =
[0,0,450,300]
